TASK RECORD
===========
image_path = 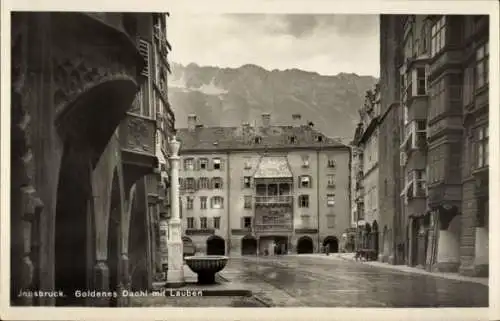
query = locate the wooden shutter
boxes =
[298,196,301,207]
[138,39,150,77]
[220,178,224,189]
[220,159,225,170]
[210,197,214,209]
[208,158,213,171]
[240,217,244,229]
[309,176,313,188]
[195,158,200,171]
[298,176,301,188]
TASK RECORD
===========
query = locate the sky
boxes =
[167,14,380,77]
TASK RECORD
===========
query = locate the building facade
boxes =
[378,15,405,265]
[380,15,489,276]
[353,85,381,258]
[177,113,351,256]
[10,12,175,307]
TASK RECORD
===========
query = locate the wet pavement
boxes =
[221,255,489,307]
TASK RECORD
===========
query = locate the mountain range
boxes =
[168,62,378,141]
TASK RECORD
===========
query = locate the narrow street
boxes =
[220,255,489,308]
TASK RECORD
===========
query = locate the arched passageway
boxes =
[323,236,339,253]
[54,142,93,306]
[183,236,196,257]
[296,236,314,254]
[206,235,225,255]
[241,235,257,256]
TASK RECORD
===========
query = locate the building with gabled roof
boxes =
[176,113,351,256]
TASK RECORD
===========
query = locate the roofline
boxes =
[355,116,380,146]
[179,145,351,154]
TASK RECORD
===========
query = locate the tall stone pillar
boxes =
[166,136,185,287]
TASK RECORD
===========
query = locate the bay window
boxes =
[413,66,429,96]
[400,120,427,151]
[475,42,489,89]
[431,16,446,57]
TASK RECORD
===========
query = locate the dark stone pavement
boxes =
[220,255,489,307]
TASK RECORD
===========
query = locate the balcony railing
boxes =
[254,224,293,232]
[254,195,293,205]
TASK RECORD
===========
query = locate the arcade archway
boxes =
[322,236,339,253]
[296,236,314,254]
[241,235,257,256]
[206,235,225,255]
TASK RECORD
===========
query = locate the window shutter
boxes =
[220,159,225,170]
[221,197,224,209]
[195,159,200,171]
[220,178,224,189]
[208,159,213,171]
[138,39,150,77]
[241,217,244,229]
[241,177,245,189]
[298,196,301,207]
[210,197,214,209]
[208,217,213,229]
[309,176,313,188]
[298,176,301,188]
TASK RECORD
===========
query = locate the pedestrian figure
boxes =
[325,244,330,256]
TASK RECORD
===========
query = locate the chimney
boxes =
[261,113,271,128]
[292,113,302,127]
[188,114,197,132]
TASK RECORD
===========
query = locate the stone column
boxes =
[159,219,169,276]
[166,136,185,287]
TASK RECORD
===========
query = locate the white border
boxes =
[1,1,499,320]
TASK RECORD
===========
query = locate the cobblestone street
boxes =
[220,255,489,307]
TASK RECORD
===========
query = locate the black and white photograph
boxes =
[1,1,499,320]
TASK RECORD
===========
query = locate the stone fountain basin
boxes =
[185,256,229,284]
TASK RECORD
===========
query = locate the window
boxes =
[429,78,446,120]
[200,217,208,229]
[414,170,427,197]
[243,176,252,188]
[243,216,252,228]
[179,177,184,189]
[212,177,223,189]
[475,42,489,89]
[213,158,222,170]
[199,158,208,170]
[326,215,335,228]
[199,177,210,189]
[415,120,427,149]
[431,16,446,57]
[327,194,335,207]
[244,195,253,209]
[213,217,221,229]
[184,158,194,171]
[289,136,297,144]
[298,195,309,208]
[244,158,252,169]
[401,120,427,151]
[185,178,196,190]
[413,67,428,96]
[254,136,262,144]
[463,66,474,106]
[327,174,335,188]
[200,196,207,210]
[186,196,194,210]
[187,217,195,229]
[211,196,224,209]
[301,215,310,228]
[327,158,336,168]
[301,155,310,168]
[476,125,488,168]
[316,135,323,142]
[299,175,311,188]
